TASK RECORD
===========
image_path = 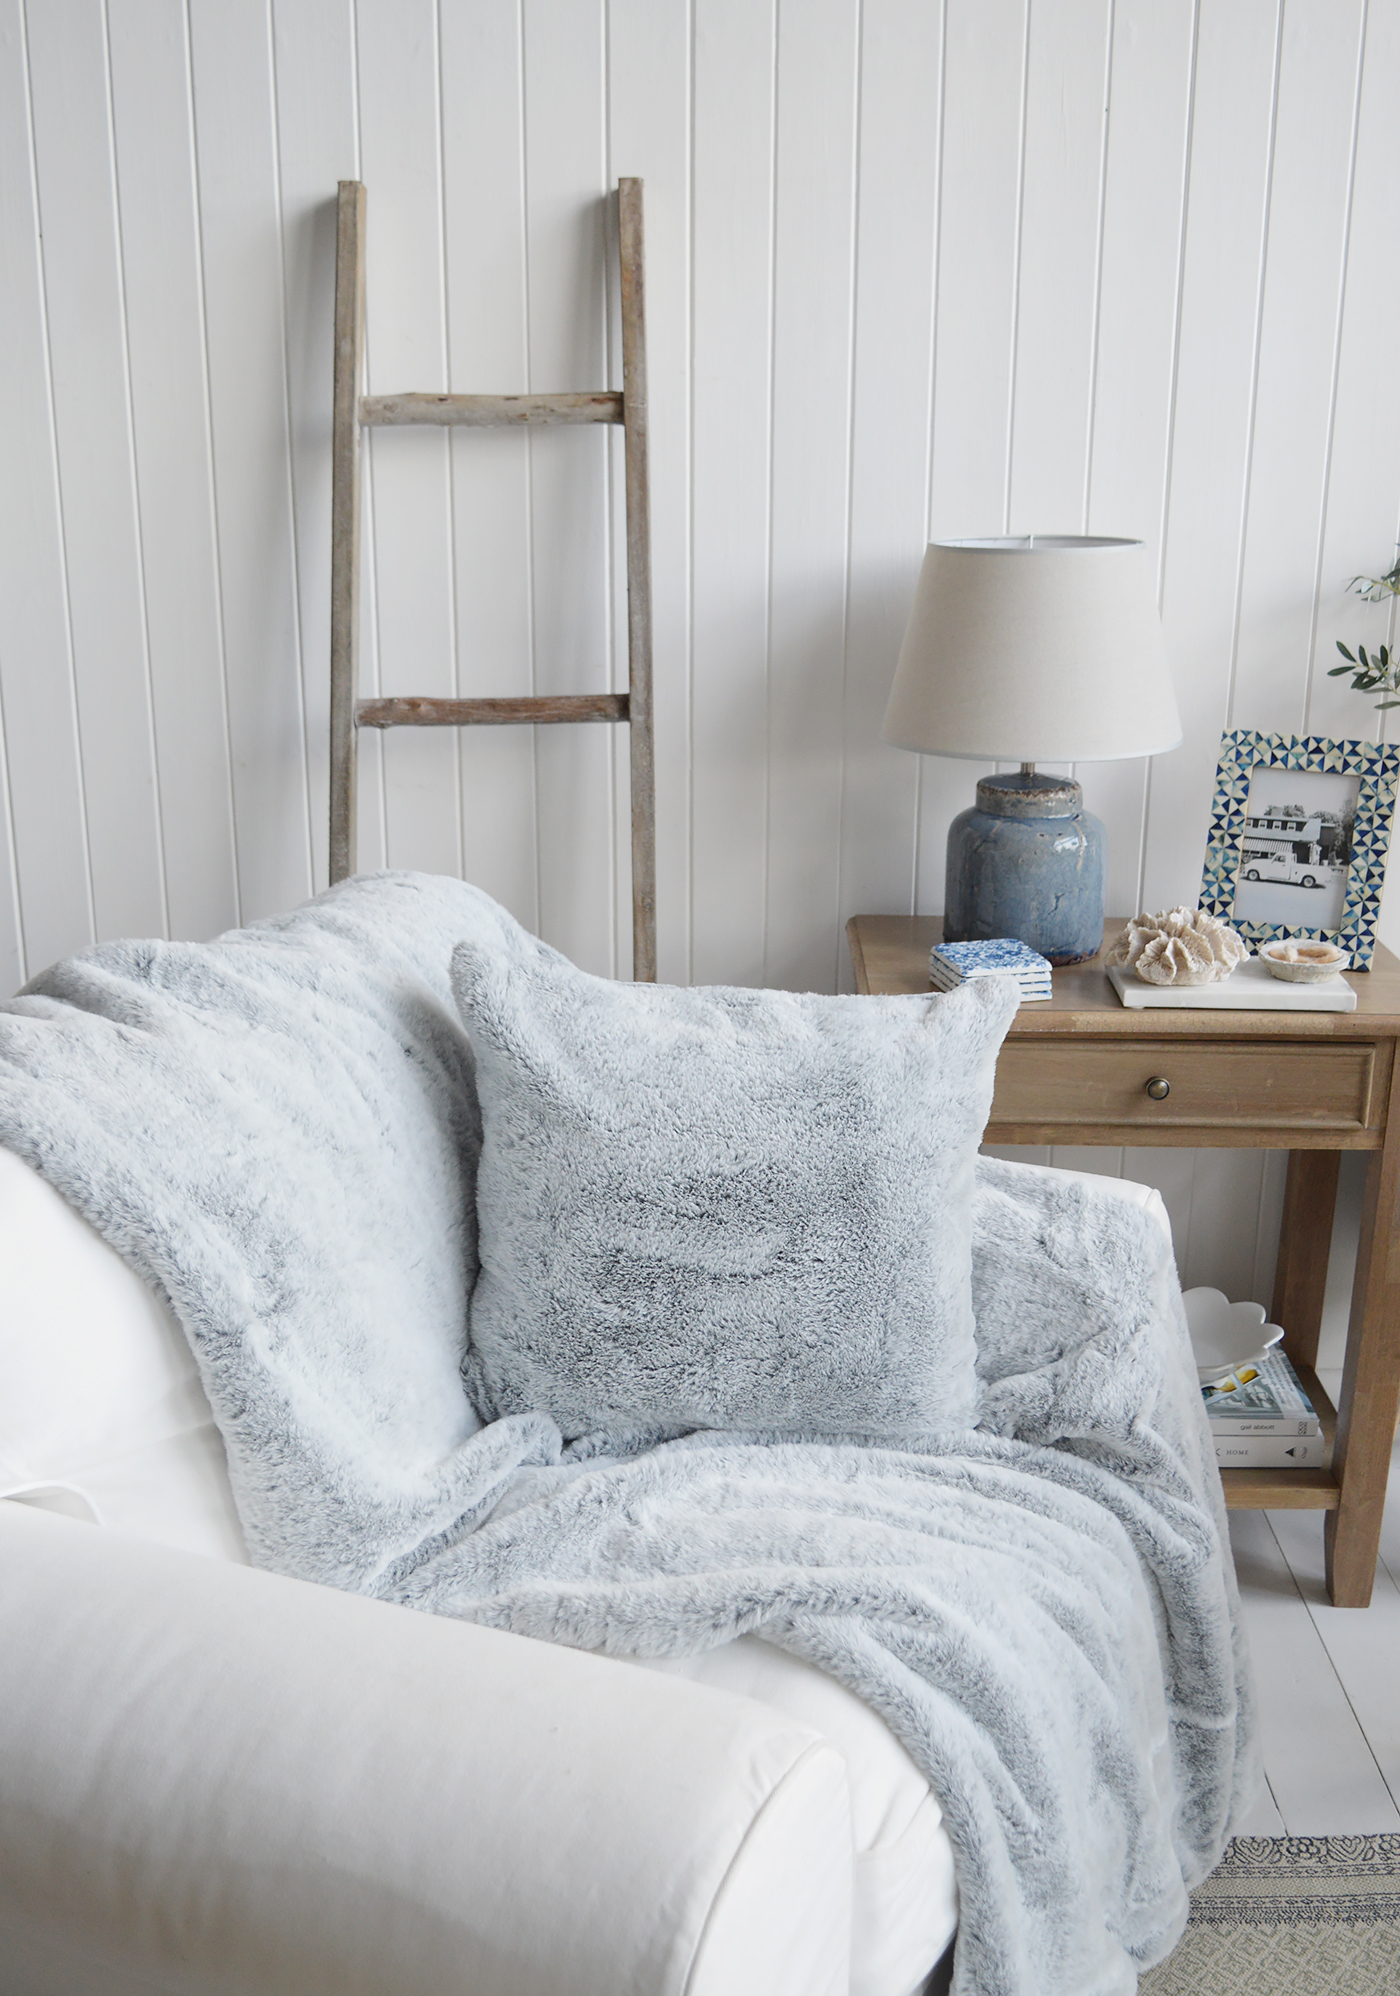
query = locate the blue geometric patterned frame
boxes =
[1199,731,1400,970]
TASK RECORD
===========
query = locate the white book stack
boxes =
[1203,1349,1325,1469]
[928,939,1052,1003]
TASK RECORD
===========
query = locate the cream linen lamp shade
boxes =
[882,536,1181,966]
[882,536,1182,763]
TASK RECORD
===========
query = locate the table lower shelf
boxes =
[1219,1361,1339,1510]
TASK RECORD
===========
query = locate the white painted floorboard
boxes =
[1227,1418,1400,1838]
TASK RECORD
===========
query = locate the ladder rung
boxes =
[360,392,624,429]
[356,693,630,729]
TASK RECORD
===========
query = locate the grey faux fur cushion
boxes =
[450,942,1020,1441]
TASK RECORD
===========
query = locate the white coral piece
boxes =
[1105,906,1248,986]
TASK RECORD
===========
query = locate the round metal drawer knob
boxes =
[1145,1075,1171,1101]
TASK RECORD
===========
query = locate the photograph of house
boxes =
[1233,769,1362,928]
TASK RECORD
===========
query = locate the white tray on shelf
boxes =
[1106,958,1356,1012]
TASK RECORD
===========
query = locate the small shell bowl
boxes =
[1258,939,1350,984]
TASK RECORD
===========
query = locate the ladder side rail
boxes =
[617,179,657,984]
[329,181,367,885]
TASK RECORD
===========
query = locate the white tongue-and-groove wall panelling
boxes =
[2,0,1398,1335]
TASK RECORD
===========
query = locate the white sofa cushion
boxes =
[0,1146,245,1561]
[0,1501,853,1996]
[640,1636,958,1996]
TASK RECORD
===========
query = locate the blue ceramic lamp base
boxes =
[944,769,1106,966]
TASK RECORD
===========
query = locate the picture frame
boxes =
[1199,731,1400,969]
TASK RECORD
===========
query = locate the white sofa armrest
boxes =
[0,1503,852,1996]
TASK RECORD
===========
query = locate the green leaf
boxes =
[1327,664,1353,676]
[1337,642,1357,662]
[1376,700,1400,711]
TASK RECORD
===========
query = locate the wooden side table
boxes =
[849,914,1400,1608]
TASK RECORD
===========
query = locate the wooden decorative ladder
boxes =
[328,178,657,982]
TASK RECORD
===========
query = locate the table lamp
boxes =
[882,535,1182,964]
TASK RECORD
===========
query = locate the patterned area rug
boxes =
[1139,1835,1400,1994]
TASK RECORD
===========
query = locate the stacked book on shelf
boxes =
[928,938,1052,1003]
[1202,1349,1324,1469]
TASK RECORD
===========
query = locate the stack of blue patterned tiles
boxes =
[928,937,1053,1003]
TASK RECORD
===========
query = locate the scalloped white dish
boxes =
[1182,1286,1285,1382]
[1257,939,1351,983]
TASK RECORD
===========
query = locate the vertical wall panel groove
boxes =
[830,0,866,995]
[907,0,949,920]
[916,0,1030,914]
[519,0,614,976]
[0,637,22,990]
[759,0,778,978]
[1220,0,1285,737]
[439,0,538,929]
[608,0,692,984]
[0,0,95,975]
[188,0,314,923]
[1079,0,1111,538]
[689,0,776,988]
[1001,0,1032,536]
[270,0,358,899]
[27,0,167,944]
[684,0,697,984]
[358,0,461,885]
[1009,0,1113,535]
[514,0,542,935]
[1080,0,1196,927]
[0,698,20,991]
[1133,0,1200,918]
[1230,0,1366,743]
[433,0,474,926]
[1300,4,1368,730]
[182,0,244,926]
[110,0,240,942]
[762,0,861,994]
[1309,0,1400,781]
[264,0,318,895]
[102,0,172,944]
[835,0,943,984]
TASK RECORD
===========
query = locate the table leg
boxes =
[1326,1079,1400,1607]
[1271,1150,1341,1371]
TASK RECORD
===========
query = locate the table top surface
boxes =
[848,915,1400,1040]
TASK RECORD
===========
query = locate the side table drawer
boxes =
[991,1039,1382,1134]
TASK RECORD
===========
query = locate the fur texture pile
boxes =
[451,937,1018,1439]
[0,874,551,1586]
[0,874,1255,1996]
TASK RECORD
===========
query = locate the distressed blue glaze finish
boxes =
[944,772,1106,965]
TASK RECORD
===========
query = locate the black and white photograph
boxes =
[1230,765,1361,932]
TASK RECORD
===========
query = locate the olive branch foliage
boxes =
[1331,550,1400,710]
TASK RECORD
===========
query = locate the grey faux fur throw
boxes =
[0,874,1255,1996]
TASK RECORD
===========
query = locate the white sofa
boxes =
[0,1144,1169,1996]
